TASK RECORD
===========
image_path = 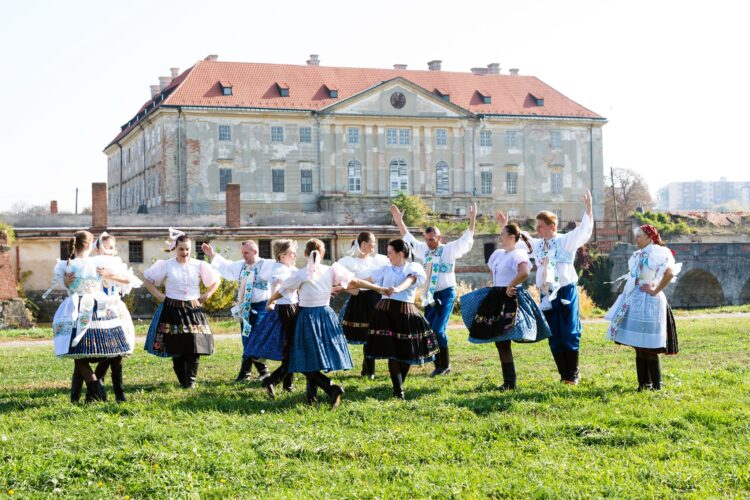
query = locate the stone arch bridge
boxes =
[610,242,750,308]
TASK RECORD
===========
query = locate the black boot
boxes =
[305,375,318,404]
[563,350,581,385]
[636,356,653,391]
[172,357,187,387]
[647,357,662,390]
[84,380,106,403]
[500,362,517,391]
[400,362,410,383]
[111,361,126,403]
[389,369,404,399]
[552,351,567,382]
[430,348,443,377]
[253,359,270,381]
[235,357,253,383]
[70,370,84,403]
[309,372,343,408]
[367,358,376,380]
[282,372,294,392]
[440,347,452,375]
[184,355,200,389]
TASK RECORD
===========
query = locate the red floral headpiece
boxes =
[639,224,661,245]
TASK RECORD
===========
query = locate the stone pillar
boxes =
[50,200,58,214]
[226,183,240,228]
[91,182,108,229]
[0,231,17,300]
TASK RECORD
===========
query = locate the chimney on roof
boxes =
[50,200,58,215]
[158,76,171,91]
[394,64,408,70]
[486,63,500,75]
[509,68,519,76]
[150,85,161,98]
[170,67,179,79]
[471,67,488,75]
[205,54,219,61]
[427,60,442,71]
[226,183,240,228]
[307,54,320,66]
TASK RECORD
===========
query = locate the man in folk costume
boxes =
[390,203,477,376]
[499,189,593,385]
[202,240,274,382]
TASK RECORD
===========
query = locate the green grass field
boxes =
[1,318,749,498]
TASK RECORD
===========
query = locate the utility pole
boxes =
[75,187,78,215]
[610,167,620,241]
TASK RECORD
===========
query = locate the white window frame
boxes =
[347,160,362,193]
[386,128,398,145]
[551,171,563,194]
[481,170,493,195]
[272,169,285,192]
[300,169,313,193]
[218,125,231,141]
[389,158,408,196]
[480,130,492,147]
[435,129,448,146]
[348,127,359,145]
[300,127,312,143]
[435,161,449,195]
[271,126,284,142]
[505,130,518,149]
[550,131,562,149]
[506,171,518,195]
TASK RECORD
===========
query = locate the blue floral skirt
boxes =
[463,287,552,344]
[62,307,130,359]
[289,306,353,373]
[244,304,299,361]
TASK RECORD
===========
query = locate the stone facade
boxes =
[104,59,606,226]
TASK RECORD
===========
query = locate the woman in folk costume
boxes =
[391,203,477,376]
[460,223,552,391]
[266,238,388,408]
[605,225,681,390]
[242,239,299,398]
[65,232,142,402]
[498,190,593,385]
[365,239,440,400]
[49,231,132,403]
[142,229,221,389]
[202,240,274,382]
[337,231,390,379]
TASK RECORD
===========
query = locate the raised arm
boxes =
[468,202,477,233]
[495,210,507,228]
[390,204,409,237]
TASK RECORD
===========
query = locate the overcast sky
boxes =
[1,0,747,212]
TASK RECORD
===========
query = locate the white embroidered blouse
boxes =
[280,263,354,308]
[403,229,474,292]
[143,258,221,301]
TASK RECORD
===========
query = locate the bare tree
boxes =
[605,168,653,220]
[7,202,50,215]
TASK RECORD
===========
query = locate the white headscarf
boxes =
[95,231,111,251]
[346,240,362,257]
[165,227,186,251]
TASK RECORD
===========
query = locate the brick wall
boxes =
[0,232,18,300]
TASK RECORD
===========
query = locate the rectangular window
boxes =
[60,241,70,260]
[272,169,285,192]
[378,239,389,256]
[271,126,284,142]
[300,169,313,193]
[506,172,518,195]
[219,168,232,192]
[300,127,312,143]
[348,161,362,193]
[506,130,518,149]
[218,125,231,141]
[195,241,208,261]
[551,171,563,194]
[128,241,144,263]
[399,128,410,145]
[480,130,492,147]
[435,129,448,146]
[348,127,359,145]
[550,131,561,149]
[481,171,493,194]
[322,239,333,261]
[507,208,519,219]
[258,239,272,259]
[386,128,398,145]
[483,242,496,263]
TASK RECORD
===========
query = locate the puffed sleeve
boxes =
[199,261,221,287]
[444,229,474,261]
[405,262,427,287]
[403,232,428,261]
[143,259,168,286]
[373,254,390,268]
[511,249,531,270]
[102,256,143,295]
[271,263,293,285]
[43,260,69,298]
[370,265,388,286]
[337,256,356,272]
[279,268,306,294]
[560,212,593,252]
[258,259,277,282]
[651,245,682,280]
[487,249,504,271]
[211,254,244,281]
[331,262,355,289]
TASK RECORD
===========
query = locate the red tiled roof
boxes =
[107,59,604,148]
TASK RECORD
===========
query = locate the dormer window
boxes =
[324,83,338,98]
[220,81,233,96]
[478,90,491,104]
[276,82,290,97]
[434,88,450,102]
[530,93,544,106]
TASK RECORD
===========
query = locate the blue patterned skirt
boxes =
[463,287,552,344]
[243,304,299,361]
[144,302,172,358]
[288,306,353,373]
[62,307,131,359]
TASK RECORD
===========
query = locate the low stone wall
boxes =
[0,299,34,329]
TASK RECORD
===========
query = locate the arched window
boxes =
[348,160,362,193]
[435,161,449,195]
[389,158,408,196]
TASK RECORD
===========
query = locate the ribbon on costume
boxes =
[165,227,185,251]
